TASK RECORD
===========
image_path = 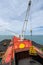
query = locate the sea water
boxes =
[0,35,43,45]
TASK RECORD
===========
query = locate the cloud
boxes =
[32,26,43,35]
[31,10,43,28]
[0,18,24,35]
[0,0,43,35]
[0,0,28,21]
[37,26,43,29]
[0,19,9,31]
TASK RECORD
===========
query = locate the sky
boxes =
[0,0,43,35]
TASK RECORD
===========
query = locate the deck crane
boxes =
[20,0,32,40]
[6,0,32,40]
[0,0,32,40]
[1,0,32,64]
[1,0,43,65]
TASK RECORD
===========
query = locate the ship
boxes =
[0,0,43,65]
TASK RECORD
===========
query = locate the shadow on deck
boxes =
[15,51,43,65]
[0,51,43,65]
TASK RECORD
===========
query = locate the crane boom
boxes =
[21,0,31,40]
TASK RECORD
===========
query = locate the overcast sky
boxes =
[0,0,43,35]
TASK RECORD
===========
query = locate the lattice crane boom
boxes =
[21,0,31,40]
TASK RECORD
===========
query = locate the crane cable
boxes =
[30,14,32,40]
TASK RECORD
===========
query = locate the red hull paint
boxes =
[2,36,32,63]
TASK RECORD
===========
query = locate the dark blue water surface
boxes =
[0,35,43,45]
